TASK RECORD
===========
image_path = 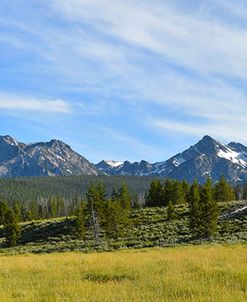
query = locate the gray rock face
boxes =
[97,135,247,183]
[0,135,98,177]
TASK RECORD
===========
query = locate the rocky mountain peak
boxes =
[0,135,99,177]
[98,135,247,183]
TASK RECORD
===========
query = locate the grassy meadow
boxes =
[0,244,246,302]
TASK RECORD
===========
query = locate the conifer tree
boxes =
[118,183,131,210]
[200,178,219,239]
[102,200,124,240]
[12,201,21,222]
[0,201,8,225]
[188,180,201,238]
[145,180,164,206]
[167,201,176,220]
[86,183,105,245]
[75,201,87,239]
[214,176,235,202]
[4,208,21,247]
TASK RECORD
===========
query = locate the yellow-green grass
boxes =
[0,245,246,302]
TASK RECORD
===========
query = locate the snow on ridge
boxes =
[105,160,124,168]
[217,146,247,167]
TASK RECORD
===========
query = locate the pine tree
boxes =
[188,180,201,238]
[75,201,87,239]
[12,201,21,222]
[118,183,131,210]
[111,187,120,201]
[4,208,21,247]
[167,201,176,220]
[0,201,8,225]
[102,200,125,240]
[214,176,235,202]
[145,180,164,206]
[181,180,190,202]
[86,183,105,246]
[200,178,219,239]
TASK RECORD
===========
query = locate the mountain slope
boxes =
[0,135,98,177]
[97,135,247,183]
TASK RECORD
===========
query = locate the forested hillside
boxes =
[0,176,246,252]
[0,200,246,254]
[0,175,153,204]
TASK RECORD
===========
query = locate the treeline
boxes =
[0,176,239,225]
[145,176,235,207]
[0,175,151,205]
[0,190,139,223]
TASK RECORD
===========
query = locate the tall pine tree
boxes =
[4,208,21,247]
[214,176,235,202]
[200,178,219,239]
[86,184,105,246]
[188,180,201,238]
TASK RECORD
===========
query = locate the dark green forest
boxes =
[0,175,152,203]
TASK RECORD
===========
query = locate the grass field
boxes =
[0,245,246,302]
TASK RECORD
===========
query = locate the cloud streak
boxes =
[0,93,71,114]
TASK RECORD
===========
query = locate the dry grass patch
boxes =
[0,245,246,301]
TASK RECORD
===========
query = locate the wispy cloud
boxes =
[0,93,71,113]
[152,119,247,144]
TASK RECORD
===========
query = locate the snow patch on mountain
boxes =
[217,147,247,167]
[172,156,186,167]
[104,160,124,168]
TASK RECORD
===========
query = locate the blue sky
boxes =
[1,0,247,163]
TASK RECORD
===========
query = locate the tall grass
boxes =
[0,245,246,301]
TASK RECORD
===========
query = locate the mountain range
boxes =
[0,135,98,177]
[96,135,247,183]
[0,134,247,183]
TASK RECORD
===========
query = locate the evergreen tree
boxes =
[214,176,235,202]
[102,200,125,240]
[0,201,8,225]
[145,180,164,206]
[118,183,131,210]
[111,187,120,202]
[181,180,190,202]
[75,201,87,239]
[4,209,21,247]
[12,201,21,222]
[86,183,105,245]
[188,180,201,238]
[163,179,175,205]
[167,201,176,220]
[200,178,219,239]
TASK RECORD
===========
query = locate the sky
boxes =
[0,0,247,163]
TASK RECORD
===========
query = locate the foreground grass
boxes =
[0,245,246,302]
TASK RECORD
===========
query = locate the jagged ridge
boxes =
[96,135,247,183]
[0,135,98,177]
